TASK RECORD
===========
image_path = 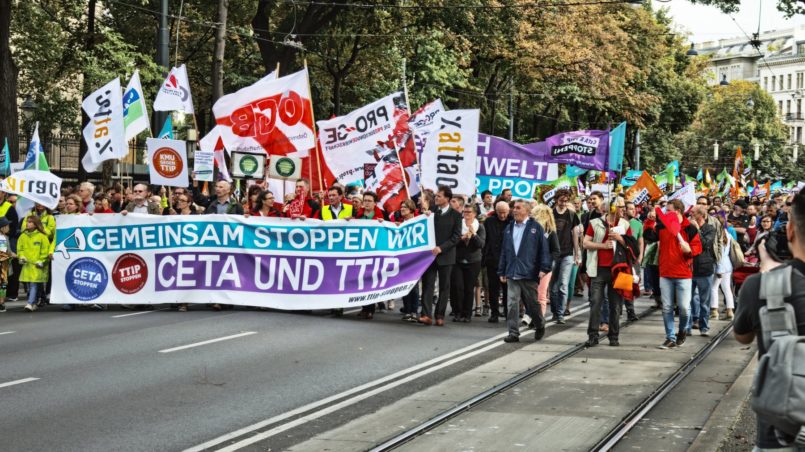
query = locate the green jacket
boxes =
[17,230,50,283]
[22,210,56,241]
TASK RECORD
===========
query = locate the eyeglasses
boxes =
[786,202,792,206]
[134,189,145,193]
[178,199,189,203]
[264,197,274,201]
[762,219,772,223]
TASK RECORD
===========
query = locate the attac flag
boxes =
[420,109,480,196]
[146,138,189,187]
[81,77,128,172]
[24,122,50,171]
[153,64,195,114]
[123,70,150,140]
[0,137,10,176]
[318,93,400,187]
[158,115,173,139]
[624,171,663,205]
[213,68,314,158]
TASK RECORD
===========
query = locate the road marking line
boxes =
[111,308,170,318]
[0,377,39,389]
[0,331,15,336]
[186,305,591,452]
[159,332,257,353]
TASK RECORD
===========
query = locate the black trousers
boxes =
[588,267,624,340]
[451,261,482,319]
[485,263,507,318]
[421,262,453,318]
[7,258,21,299]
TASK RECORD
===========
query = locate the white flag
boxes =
[123,70,151,140]
[213,69,314,157]
[81,77,128,173]
[669,183,697,211]
[420,109,480,196]
[146,138,189,187]
[199,125,232,182]
[0,170,62,210]
[153,64,195,114]
[317,93,399,186]
[410,99,445,160]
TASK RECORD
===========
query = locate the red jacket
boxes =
[656,210,702,279]
[355,206,386,220]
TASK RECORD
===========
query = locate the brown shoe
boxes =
[435,317,445,326]
[599,323,609,333]
[212,304,222,311]
[419,315,433,325]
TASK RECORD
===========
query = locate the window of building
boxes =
[772,75,777,91]
[781,76,785,90]
[764,77,769,91]
[780,100,784,114]
[787,100,792,115]
[798,73,804,89]
[798,99,802,118]
[789,74,793,90]
[798,127,802,144]
[799,43,805,54]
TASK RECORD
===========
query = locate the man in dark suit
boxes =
[483,201,512,322]
[420,185,462,326]
[498,199,552,342]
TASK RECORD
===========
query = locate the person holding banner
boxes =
[123,184,162,215]
[252,191,282,218]
[354,191,387,320]
[78,182,96,213]
[315,186,353,220]
[19,216,50,312]
[21,203,57,306]
[0,218,12,313]
[194,181,244,216]
[0,191,21,303]
[282,179,318,220]
[420,186,462,327]
[450,204,486,323]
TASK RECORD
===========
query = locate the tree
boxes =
[689,0,805,17]
[0,0,18,160]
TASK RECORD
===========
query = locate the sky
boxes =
[662,0,797,44]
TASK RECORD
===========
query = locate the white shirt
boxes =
[513,219,527,254]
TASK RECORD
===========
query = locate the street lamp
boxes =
[20,95,37,119]
[686,43,698,56]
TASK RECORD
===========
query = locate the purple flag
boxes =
[537,129,610,171]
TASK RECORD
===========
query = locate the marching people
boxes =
[499,199,552,343]
[252,190,282,217]
[355,191,387,319]
[18,216,51,312]
[283,178,319,219]
[688,205,717,336]
[655,199,702,349]
[450,203,486,323]
[623,201,643,322]
[315,185,353,220]
[549,189,580,324]
[0,218,12,313]
[77,181,96,213]
[582,198,632,347]
[531,204,559,319]
[482,201,512,323]
[712,213,737,321]
[420,186,462,326]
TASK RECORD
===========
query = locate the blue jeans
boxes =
[689,275,714,333]
[549,255,574,318]
[659,277,692,342]
[27,282,43,305]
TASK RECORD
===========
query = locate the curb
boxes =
[689,348,759,452]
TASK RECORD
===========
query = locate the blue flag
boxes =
[565,165,588,178]
[24,122,49,171]
[158,115,173,139]
[608,122,626,172]
[696,168,703,181]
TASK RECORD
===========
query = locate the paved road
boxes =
[0,302,543,451]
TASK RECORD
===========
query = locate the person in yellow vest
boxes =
[21,204,57,307]
[315,186,353,220]
[316,185,353,317]
[19,216,50,312]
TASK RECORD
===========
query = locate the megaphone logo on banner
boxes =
[55,229,86,259]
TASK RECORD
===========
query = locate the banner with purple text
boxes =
[538,129,610,171]
[51,214,435,309]
[476,134,559,199]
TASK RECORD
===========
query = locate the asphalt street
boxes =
[0,301,553,451]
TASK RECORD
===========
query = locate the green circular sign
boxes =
[275,157,296,178]
[239,155,259,176]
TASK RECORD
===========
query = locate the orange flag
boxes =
[624,171,663,204]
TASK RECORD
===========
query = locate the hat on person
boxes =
[735,199,748,209]
[0,217,10,229]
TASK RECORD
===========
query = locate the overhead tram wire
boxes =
[277,0,650,9]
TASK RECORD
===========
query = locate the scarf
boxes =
[462,218,479,236]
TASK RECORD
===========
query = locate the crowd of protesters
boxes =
[0,176,797,349]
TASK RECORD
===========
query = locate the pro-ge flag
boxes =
[24,122,49,171]
[154,64,195,114]
[420,109,480,196]
[213,68,314,158]
[146,138,189,187]
[81,77,128,172]
[123,70,150,140]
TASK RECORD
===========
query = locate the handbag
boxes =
[613,271,634,291]
[729,238,745,269]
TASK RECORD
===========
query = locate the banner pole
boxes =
[303,59,325,192]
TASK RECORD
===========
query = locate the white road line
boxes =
[185,305,591,452]
[0,377,39,389]
[159,332,258,353]
[111,308,170,318]
[0,331,15,336]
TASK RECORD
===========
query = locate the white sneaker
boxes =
[24,304,37,312]
[521,313,532,326]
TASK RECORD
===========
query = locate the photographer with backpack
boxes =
[734,190,805,451]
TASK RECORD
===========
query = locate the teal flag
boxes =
[565,165,588,178]
[696,169,703,181]
[0,137,9,176]
[158,115,173,139]
[608,122,626,172]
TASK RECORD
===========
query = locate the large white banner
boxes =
[0,170,62,210]
[146,138,189,187]
[154,64,195,114]
[318,93,399,186]
[420,109,480,196]
[669,182,697,210]
[51,214,436,309]
[213,69,314,157]
[82,77,128,173]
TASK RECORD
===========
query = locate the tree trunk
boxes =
[0,1,18,162]
[212,0,228,105]
[78,0,97,182]
[332,76,342,116]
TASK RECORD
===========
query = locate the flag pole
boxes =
[303,59,325,192]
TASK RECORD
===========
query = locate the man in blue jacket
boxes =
[498,199,553,343]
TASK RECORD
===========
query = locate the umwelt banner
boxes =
[51,214,435,309]
[475,134,558,199]
[539,129,610,171]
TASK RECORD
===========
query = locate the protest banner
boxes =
[541,128,610,171]
[231,152,266,179]
[0,170,62,210]
[624,171,663,205]
[318,93,400,187]
[475,134,558,199]
[81,77,128,172]
[620,170,643,187]
[213,69,314,157]
[146,138,189,187]
[193,150,214,182]
[420,109,480,196]
[668,183,697,211]
[51,214,436,309]
[537,175,577,207]
[154,64,195,114]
